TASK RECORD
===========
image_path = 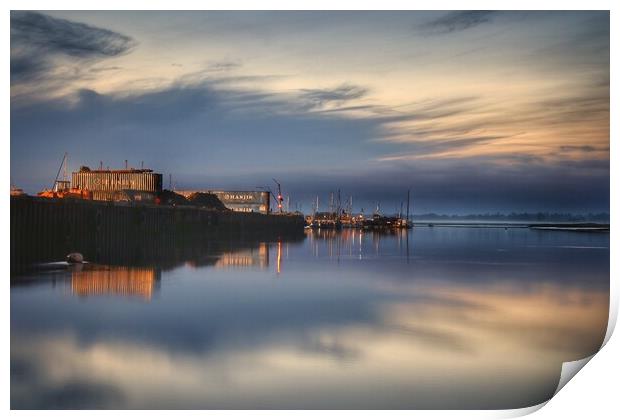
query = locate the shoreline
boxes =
[411,221,609,231]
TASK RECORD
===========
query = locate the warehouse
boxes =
[176,190,270,214]
[71,166,163,201]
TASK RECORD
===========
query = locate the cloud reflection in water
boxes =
[11,228,609,409]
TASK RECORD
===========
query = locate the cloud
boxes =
[10,11,135,98]
[526,12,609,73]
[10,78,402,195]
[10,54,51,83]
[559,145,608,153]
[12,375,125,409]
[8,11,609,213]
[11,11,135,59]
[299,83,369,109]
[418,11,497,35]
[205,60,242,72]
[380,135,506,157]
[89,65,123,73]
[10,74,609,213]
[370,80,609,168]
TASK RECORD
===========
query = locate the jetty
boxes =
[10,195,304,271]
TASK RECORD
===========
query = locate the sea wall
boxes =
[10,196,305,270]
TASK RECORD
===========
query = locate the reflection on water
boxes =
[11,228,609,409]
[307,228,410,260]
[277,241,282,274]
[215,242,270,270]
[70,267,161,300]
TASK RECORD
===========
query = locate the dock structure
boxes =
[305,210,409,230]
[10,195,304,271]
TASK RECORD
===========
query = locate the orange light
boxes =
[276,241,282,274]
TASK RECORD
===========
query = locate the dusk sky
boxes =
[10,11,609,214]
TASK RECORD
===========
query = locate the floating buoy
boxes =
[66,252,84,264]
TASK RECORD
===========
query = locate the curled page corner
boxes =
[501,355,598,419]
[502,309,615,418]
[602,292,618,347]
[554,354,596,397]
[496,401,549,418]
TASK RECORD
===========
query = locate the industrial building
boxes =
[71,166,162,201]
[67,165,269,213]
[176,190,271,214]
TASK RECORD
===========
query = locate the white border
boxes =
[3,1,616,419]
[2,1,618,11]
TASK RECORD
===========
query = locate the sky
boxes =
[10,11,610,214]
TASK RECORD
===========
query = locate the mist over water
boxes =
[11,227,609,409]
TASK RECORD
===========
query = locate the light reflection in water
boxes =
[70,266,160,300]
[215,242,270,270]
[276,241,282,275]
[11,228,609,409]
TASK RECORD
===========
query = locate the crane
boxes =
[51,152,69,191]
[273,178,283,213]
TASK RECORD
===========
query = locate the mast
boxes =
[406,189,411,224]
[337,189,341,215]
[52,152,67,190]
[63,154,68,182]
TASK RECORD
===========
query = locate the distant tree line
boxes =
[411,212,610,222]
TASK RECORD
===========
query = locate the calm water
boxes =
[11,227,609,409]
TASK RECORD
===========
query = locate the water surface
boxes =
[11,227,609,409]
